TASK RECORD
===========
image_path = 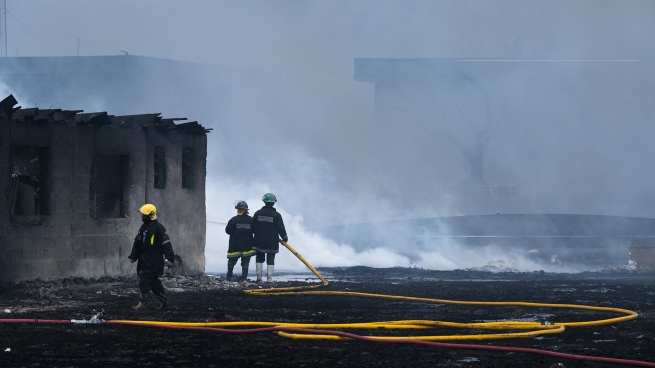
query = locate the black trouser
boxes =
[138,272,165,295]
[256,251,276,265]
[228,256,251,267]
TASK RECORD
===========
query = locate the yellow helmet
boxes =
[138,204,157,220]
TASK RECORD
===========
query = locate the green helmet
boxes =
[262,193,277,203]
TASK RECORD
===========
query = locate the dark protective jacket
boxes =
[225,213,256,258]
[252,206,288,253]
[129,219,175,275]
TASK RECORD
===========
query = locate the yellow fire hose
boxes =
[243,239,328,293]
[114,239,639,343]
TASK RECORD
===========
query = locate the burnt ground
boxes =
[0,267,654,368]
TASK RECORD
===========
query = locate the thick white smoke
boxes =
[5,1,655,274]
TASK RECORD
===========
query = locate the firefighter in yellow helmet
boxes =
[128,204,175,310]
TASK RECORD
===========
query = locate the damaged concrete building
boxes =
[0,94,209,283]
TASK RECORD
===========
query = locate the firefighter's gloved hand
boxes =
[283,237,288,243]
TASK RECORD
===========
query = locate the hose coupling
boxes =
[71,309,104,324]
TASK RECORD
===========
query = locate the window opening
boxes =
[154,146,166,189]
[10,146,48,218]
[182,147,195,189]
[91,154,129,219]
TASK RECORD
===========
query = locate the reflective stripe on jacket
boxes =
[225,214,255,258]
[129,219,175,275]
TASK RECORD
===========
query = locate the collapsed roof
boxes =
[0,94,212,135]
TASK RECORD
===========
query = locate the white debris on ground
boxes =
[161,274,263,292]
[476,259,521,272]
[473,248,564,272]
[602,259,638,272]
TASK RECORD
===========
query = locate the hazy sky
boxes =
[8,1,655,68]
[3,0,655,273]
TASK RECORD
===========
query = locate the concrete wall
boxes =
[68,122,147,278]
[630,239,655,270]
[0,100,207,283]
[143,127,207,276]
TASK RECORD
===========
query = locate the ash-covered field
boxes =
[1,267,654,368]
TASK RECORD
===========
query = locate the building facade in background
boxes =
[353,58,654,218]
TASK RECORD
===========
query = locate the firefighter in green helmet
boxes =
[128,203,175,310]
[251,193,288,282]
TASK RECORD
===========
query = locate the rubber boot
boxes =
[133,292,149,310]
[154,292,168,310]
[241,266,249,281]
[267,265,274,283]
[226,264,234,281]
[256,263,263,282]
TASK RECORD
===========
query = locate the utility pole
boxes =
[0,0,6,57]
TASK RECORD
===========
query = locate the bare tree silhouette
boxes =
[395,70,506,187]
[445,70,507,186]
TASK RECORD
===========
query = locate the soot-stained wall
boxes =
[0,95,208,283]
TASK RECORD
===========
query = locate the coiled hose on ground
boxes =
[1,240,653,367]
